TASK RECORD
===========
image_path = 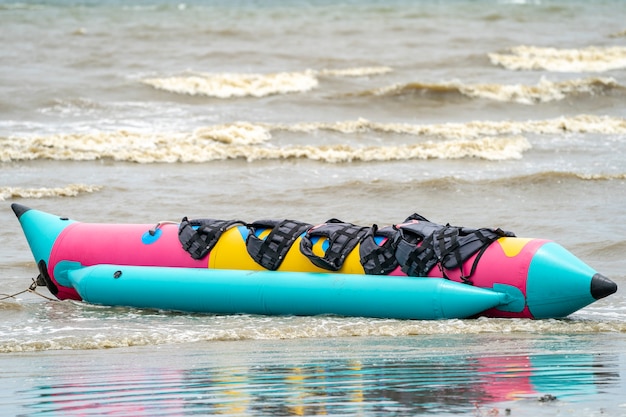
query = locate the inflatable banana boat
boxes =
[11,203,617,320]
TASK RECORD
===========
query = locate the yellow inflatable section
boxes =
[208,226,366,274]
[498,237,534,257]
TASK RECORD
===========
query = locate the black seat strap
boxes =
[246,219,312,270]
[300,219,368,271]
[396,233,438,277]
[359,225,400,275]
[394,214,515,282]
[179,217,245,260]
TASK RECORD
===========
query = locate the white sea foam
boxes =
[1,313,624,352]
[2,115,624,164]
[240,136,530,162]
[459,77,620,104]
[0,132,531,163]
[274,114,626,138]
[0,184,103,201]
[488,45,626,72]
[142,70,319,98]
[193,122,272,145]
[141,67,392,98]
[318,66,393,77]
[366,77,621,104]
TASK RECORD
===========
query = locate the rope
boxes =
[0,278,58,302]
[0,289,29,301]
[149,221,179,236]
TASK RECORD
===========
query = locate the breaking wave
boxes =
[2,114,625,164]
[0,132,530,163]
[141,66,392,98]
[488,45,626,72]
[362,77,622,104]
[272,114,626,137]
[0,184,103,201]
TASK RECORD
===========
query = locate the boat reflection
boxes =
[22,348,620,416]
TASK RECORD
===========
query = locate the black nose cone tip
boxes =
[11,203,31,219]
[591,273,618,300]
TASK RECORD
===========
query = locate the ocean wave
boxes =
[488,45,626,72]
[0,184,103,201]
[3,114,625,163]
[433,171,626,185]
[141,66,392,98]
[343,171,626,191]
[194,122,272,145]
[1,313,624,353]
[514,171,626,182]
[358,81,460,97]
[609,29,626,38]
[0,132,530,163]
[273,114,626,138]
[318,66,393,77]
[142,70,319,98]
[363,77,622,104]
[305,171,626,205]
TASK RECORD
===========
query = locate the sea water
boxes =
[1,0,626,415]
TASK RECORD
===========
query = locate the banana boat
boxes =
[11,203,617,319]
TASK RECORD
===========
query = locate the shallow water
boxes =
[2,335,626,416]
[1,0,625,415]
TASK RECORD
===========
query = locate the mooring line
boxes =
[0,278,58,302]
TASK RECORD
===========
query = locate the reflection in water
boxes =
[19,340,620,417]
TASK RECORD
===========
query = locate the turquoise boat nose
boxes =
[526,242,617,319]
[11,203,75,266]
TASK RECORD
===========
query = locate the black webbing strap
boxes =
[178,217,245,260]
[300,219,368,271]
[246,219,312,270]
[448,227,515,283]
[394,214,440,277]
[396,232,438,277]
[359,224,400,275]
[395,214,515,282]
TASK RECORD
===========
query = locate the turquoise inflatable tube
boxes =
[62,263,514,320]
